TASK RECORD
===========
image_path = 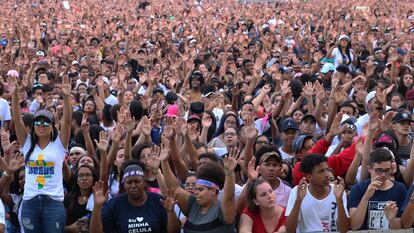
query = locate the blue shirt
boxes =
[102,192,167,233]
[348,179,407,230]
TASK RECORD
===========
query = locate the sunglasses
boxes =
[34,120,51,127]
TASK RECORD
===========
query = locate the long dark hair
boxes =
[204,111,217,142]
[65,165,98,220]
[214,112,239,137]
[25,121,59,164]
[338,40,352,65]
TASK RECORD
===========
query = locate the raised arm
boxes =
[59,75,72,149]
[164,117,188,182]
[90,181,108,233]
[10,76,27,146]
[221,148,238,225]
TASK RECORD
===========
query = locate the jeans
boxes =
[21,195,66,233]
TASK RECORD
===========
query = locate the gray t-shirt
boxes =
[184,196,235,233]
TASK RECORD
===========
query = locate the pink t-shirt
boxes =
[274,178,292,208]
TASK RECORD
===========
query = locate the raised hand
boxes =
[93,181,108,208]
[224,147,240,172]
[281,80,292,101]
[159,143,170,161]
[163,117,175,140]
[141,116,152,136]
[94,131,109,152]
[201,115,212,129]
[0,129,13,153]
[160,188,178,213]
[297,177,308,201]
[303,82,314,98]
[123,110,136,133]
[80,114,90,134]
[61,75,72,96]
[244,115,258,141]
[368,112,380,132]
[247,157,259,181]
[328,112,343,137]
[111,125,123,144]
[7,152,24,172]
[333,177,345,200]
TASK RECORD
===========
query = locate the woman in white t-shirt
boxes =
[328,34,354,70]
[11,76,72,233]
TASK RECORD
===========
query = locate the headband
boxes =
[122,170,144,183]
[196,179,219,190]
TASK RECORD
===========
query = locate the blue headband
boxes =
[196,179,219,190]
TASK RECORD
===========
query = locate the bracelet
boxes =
[3,170,11,177]
[225,171,235,177]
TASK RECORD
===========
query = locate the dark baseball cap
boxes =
[281,118,299,131]
[392,112,414,124]
[292,134,313,153]
[301,115,316,124]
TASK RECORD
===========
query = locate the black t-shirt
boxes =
[102,192,167,233]
[66,200,91,226]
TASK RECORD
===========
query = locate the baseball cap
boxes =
[405,89,414,101]
[320,63,335,74]
[152,87,164,95]
[258,151,282,164]
[365,91,377,105]
[7,70,19,78]
[165,91,178,104]
[34,109,55,123]
[338,35,350,41]
[392,112,414,124]
[281,118,299,131]
[301,115,316,124]
[292,134,313,153]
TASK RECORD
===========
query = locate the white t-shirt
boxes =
[0,199,5,229]
[0,98,11,127]
[104,94,118,106]
[21,135,66,201]
[331,47,354,68]
[278,147,293,160]
[286,184,348,232]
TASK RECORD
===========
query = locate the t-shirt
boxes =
[241,207,286,233]
[274,178,292,208]
[104,94,119,106]
[21,135,66,201]
[397,140,412,167]
[285,184,348,232]
[0,98,11,127]
[331,47,354,69]
[401,184,414,228]
[184,196,235,233]
[348,179,407,230]
[0,199,5,228]
[102,192,167,233]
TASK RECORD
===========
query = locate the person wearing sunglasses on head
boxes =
[11,75,72,233]
[348,148,407,231]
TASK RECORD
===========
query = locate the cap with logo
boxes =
[281,118,299,132]
[392,112,414,124]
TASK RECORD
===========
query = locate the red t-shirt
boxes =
[241,207,286,233]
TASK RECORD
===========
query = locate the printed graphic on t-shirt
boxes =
[368,201,389,230]
[128,216,152,232]
[28,154,55,189]
[319,202,338,232]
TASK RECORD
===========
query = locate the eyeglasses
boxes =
[224,132,237,137]
[373,168,392,175]
[34,120,51,127]
[78,173,93,179]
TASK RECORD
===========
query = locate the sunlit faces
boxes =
[369,161,393,183]
[33,117,52,137]
[259,157,282,182]
[114,148,125,168]
[77,166,94,189]
[139,147,152,170]
[292,109,304,123]
[184,176,197,194]
[78,156,94,168]
[123,175,146,199]
[194,184,217,207]
[253,182,276,208]
[223,127,238,146]
[306,162,331,186]
[403,74,413,87]
[84,100,96,113]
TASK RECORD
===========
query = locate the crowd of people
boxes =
[0,0,414,232]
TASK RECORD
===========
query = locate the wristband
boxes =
[225,171,235,177]
[3,170,11,177]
